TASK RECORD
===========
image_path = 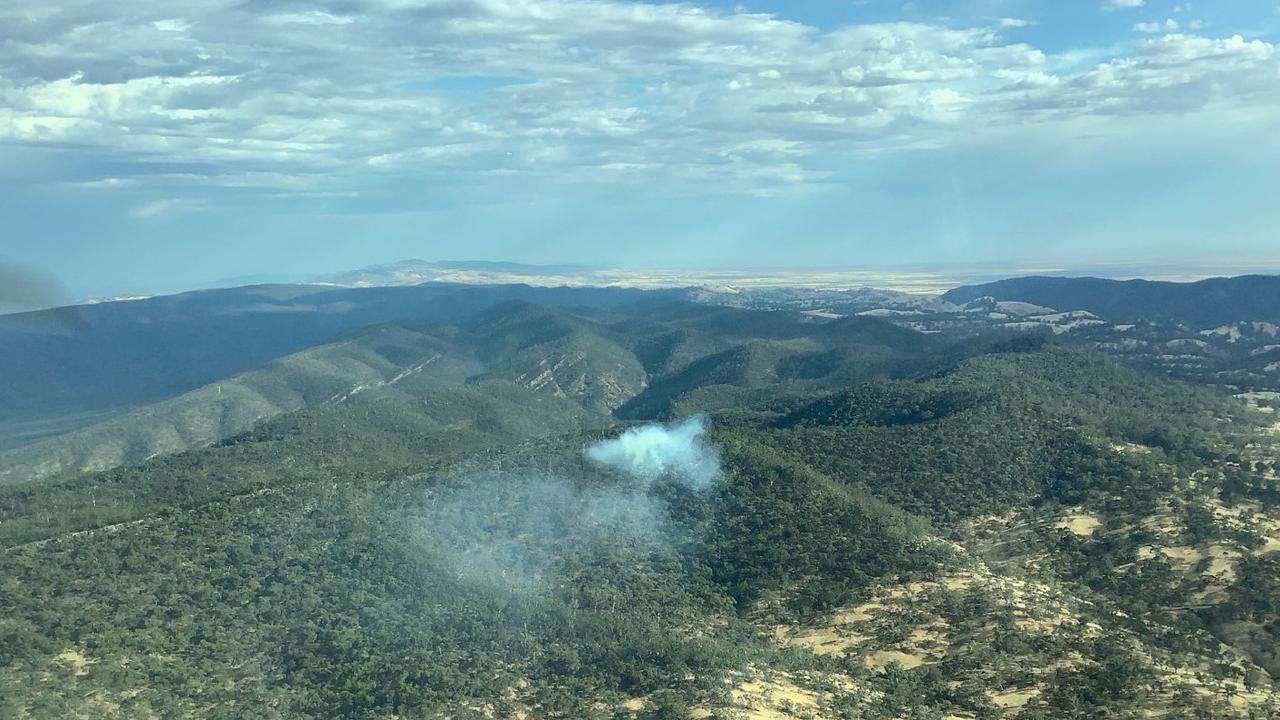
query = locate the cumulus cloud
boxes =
[1134,19,1180,33]
[1040,34,1279,115]
[0,0,1276,203]
[585,415,722,489]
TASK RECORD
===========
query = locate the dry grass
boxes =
[1054,511,1102,537]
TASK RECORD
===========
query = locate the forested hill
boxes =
[942,274,1280,328]
[4,296,1280,718]
[0,298,930,485]
[0,283,667,447]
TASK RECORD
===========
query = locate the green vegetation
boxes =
[942,274,1280,328]
[3,296,1279,718]
[0,325,480,485]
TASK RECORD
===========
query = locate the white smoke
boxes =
[417,416,723,593]
[584,415,721,489]
[418,471,674,594]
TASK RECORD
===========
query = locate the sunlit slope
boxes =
[0,299,931,484]
[742,346,1280,716]
[0,378,606,549]
[0,299,651,484]
[0,283,662,445]
[615,310,937,421]
[464,302,650,413]
[0,325,479,485]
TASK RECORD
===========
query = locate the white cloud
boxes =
[77,177,134,189]
[260,12,357,26]
[0,0,1276,202]
[152,19,191,33]
[1104,0,1145,9]
[16,73,235,120]
[1134,19,1180,33]
[998,18,1031,28]
[1013,34,1278,117]
[131,199,180,218]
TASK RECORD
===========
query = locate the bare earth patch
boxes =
[991,687,1039,709]
[1054,511,1102,537]
[54,649,95,677]
[689,670,869,720]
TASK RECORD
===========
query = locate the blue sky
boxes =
[2,0,1279,300]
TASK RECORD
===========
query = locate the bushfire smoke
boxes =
[584,415,722,489]
[418,416,724,593]
[0,261,71,313]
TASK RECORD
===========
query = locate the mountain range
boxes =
[2,272,1280,718]
[0,283,662,448]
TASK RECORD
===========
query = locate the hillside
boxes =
[0,325,479,485]
[0,299,931,485]
[3,298,1280,718]
[942,275,1280,328]
[0,283,663,448]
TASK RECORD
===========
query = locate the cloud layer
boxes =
[3,0,1278,202]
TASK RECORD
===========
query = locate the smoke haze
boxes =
[418,471,671,596]
[0,262,72,313]
[418,417,724,594]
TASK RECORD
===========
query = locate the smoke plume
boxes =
[417,417,724,594]
[584,415,722,489]
[0,261,72,313]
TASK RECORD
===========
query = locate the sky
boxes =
[2,0,1280,299]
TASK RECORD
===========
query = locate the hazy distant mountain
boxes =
[313,258,1034,296]
[318,259,600,287]
[943,274,1280,328]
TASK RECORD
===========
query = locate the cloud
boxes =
[1134,19,1180,33]
[998,18,1031,28]
[585,415,722,489]
[131,199,181,218]
[1104,0,1145,9]
[260,11,356,26]
[1048,34,1279,114]
[0,0,1276,206]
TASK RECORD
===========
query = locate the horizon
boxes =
[6,256,1280,315]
